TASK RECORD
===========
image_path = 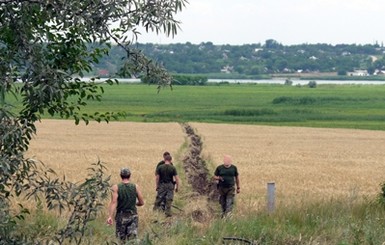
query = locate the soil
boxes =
[181,123,219,199]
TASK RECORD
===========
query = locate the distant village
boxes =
[94,41,385,79]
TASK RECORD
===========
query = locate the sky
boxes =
[138,0,385,46]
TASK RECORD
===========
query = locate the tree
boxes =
[367,65,376,75]
[264,39,282,49]
[0,0,187,243]
[337,69,347,76]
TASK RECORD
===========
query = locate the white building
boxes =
[348,70,369,76]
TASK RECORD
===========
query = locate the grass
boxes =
[16,196,385,244]
[8,82,385,244]
[18,119,385,244]
[22,83,385,130]
[134,196,385,245]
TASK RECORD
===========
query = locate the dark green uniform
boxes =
[155,160,173,174]
[214,164,239,217]
[154,164,177,216]
[155,160,165,171]
[116,183,138,241]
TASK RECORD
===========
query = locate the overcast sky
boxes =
[138,0,385,46]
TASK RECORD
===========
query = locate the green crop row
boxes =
[9,83,385,130]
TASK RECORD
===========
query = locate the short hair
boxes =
[120,168,131,179]
[164,155,172,162]
[163,151,170,157]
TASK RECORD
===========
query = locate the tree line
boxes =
[94,39,385,78]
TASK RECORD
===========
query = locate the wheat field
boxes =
[27,120,385,217]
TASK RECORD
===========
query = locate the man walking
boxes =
[154,155,179,217]
[155,151,172,174]
[154,151,174,211]
[107,167,144,242]
[214,155,240,218]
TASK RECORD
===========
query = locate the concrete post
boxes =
[267,182,275,213]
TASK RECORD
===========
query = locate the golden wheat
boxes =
[26,120,385,219]
[190,122,385,210]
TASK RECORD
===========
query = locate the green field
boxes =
[53,83,385,130]
[10,83,385,244]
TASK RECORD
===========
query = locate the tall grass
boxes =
[136,196,385,245]
[15,196,385,244]
[8,83,385,130]
[23,83,385,130]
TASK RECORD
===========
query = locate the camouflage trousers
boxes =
[218,186,235,217]
[153,182,174,216]
[115,212,138,241]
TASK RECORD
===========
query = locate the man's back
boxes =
[156,164,177,183]
[117,183,137,214]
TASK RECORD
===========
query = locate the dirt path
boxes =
[181,123,218,200]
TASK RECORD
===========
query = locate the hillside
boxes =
[93,40,385,79]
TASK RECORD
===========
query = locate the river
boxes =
[81,77,385,85]
[208,78,385,85]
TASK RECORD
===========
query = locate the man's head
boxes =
[223,155,232,167]
[164,154,172,163]
[120,167,131,179]
[163,151,171,159]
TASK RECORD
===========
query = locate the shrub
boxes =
[272,96,295,104]
[284,79,293,86]
[298,96,316,105]
[272,96,316,105]
[171,74,208,86]
[224,108,276,116]
[308,81,317,88]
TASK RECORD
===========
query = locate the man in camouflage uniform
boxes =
[107,168,144,242]
[155,151,172,173]
[214,155,240,218]
[153,151,173,211]
[154,155,179,217]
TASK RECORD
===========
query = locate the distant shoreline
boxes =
[80,76,385,85]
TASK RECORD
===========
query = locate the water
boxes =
[79,77,385,85]
[78,77,140,83]
[208,78,385,85]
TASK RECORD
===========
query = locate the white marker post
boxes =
[267,182,275,213]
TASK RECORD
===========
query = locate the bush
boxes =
[272,96,316,105]
[224,108,276,116]
[171,74,208,86]
[0,161,111,244]
[298,96,316,105]
[308,81,317,88]
[337,69,347,76]
[272,96,294,104]
[284,79,293,86]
